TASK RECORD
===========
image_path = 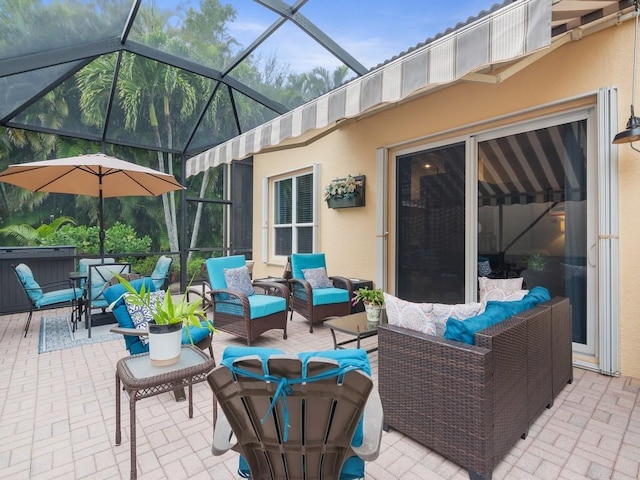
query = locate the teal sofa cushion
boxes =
[444,286,551,345]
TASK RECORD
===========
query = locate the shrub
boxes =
[42,222,152,257]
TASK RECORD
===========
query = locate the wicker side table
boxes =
[115,345,216,479]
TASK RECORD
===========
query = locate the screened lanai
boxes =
[0,0,623,286]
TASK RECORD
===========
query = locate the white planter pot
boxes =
[148,322,183,366]
[364,303,383,323]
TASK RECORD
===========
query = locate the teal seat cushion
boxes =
[221,346,370,480]
[35,287,83,308]
[214,293,286,319]
[248,294,286,319]
[444,286,551,345]
[182,321,214,344]
[312,286,349,306]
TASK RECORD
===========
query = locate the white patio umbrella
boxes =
[0,153,184,259]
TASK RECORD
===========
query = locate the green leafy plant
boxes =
[111,273,214,336]
[324,175,363,201]
[352,286,384,307]
[527,253,546,271]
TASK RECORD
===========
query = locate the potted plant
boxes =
[324,175,365,208]
[113,274,214,366]
[527,253,546,271]
[352,286,384,323]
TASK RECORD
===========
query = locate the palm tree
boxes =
[0,216,75,246]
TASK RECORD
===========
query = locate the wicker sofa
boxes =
[378,296,573,480]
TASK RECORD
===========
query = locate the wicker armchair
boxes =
[288,253,352,332]
[205,255,288,345]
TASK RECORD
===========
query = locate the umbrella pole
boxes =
[99,173,105,261]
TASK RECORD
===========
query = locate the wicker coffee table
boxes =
[324,311,383,353]
[115,346,216,479]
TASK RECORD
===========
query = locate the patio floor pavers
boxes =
[0,307,639,479]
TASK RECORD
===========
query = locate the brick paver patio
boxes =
[0,307,638,479]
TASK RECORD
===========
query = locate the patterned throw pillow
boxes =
[477,259,492,277]
[383,293,486,336]
[384,293,437,335]
[429,302,487,336]
[124,290,166,345]
[478,277,526,303]
[301,267,334,289]
[224,266,255,296]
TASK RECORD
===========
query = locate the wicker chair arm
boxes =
[209,288,251,313]
[252,281,289,298]
[351,388,383,461]
[287,277,312,296]
[109,326,149,337]
[329,275,353,291]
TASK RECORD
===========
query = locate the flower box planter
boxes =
[325,175,366,209]
[327,195,365,209]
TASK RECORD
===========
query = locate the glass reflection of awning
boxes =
[479,121,587,207]
[187,0,552,177]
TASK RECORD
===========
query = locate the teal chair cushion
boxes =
[206,255,247,289]
[214,294,287,319]
[151,255,172,289]
[221,346,370,480]
[291,253,326,279]
[35,288,83,308]
[14,263,43,302]
[104,278,155,354]
[78,257,115,288]
[248,294,286,319]
[312,286,350,306]
[104,278,213,355]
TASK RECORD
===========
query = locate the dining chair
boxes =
[12,263,83,336]
[150,254,173,290]
[85,262,131,338]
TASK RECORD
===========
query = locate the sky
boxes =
[221,0,505,72]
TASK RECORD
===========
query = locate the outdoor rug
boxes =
[38,315,121,354]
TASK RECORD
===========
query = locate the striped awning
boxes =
[478,120,587,207]
[186,0,551,177]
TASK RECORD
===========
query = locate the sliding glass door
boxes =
[478,119,592,349]
[394,113,595,354]
[396,143,465,303]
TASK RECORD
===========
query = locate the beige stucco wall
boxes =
[252,20,640,379]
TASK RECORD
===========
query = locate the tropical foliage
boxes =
[0,216,75,246]
[0,0,351,257]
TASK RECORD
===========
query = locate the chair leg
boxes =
[23,308,34,337]
[173,387,187,402]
